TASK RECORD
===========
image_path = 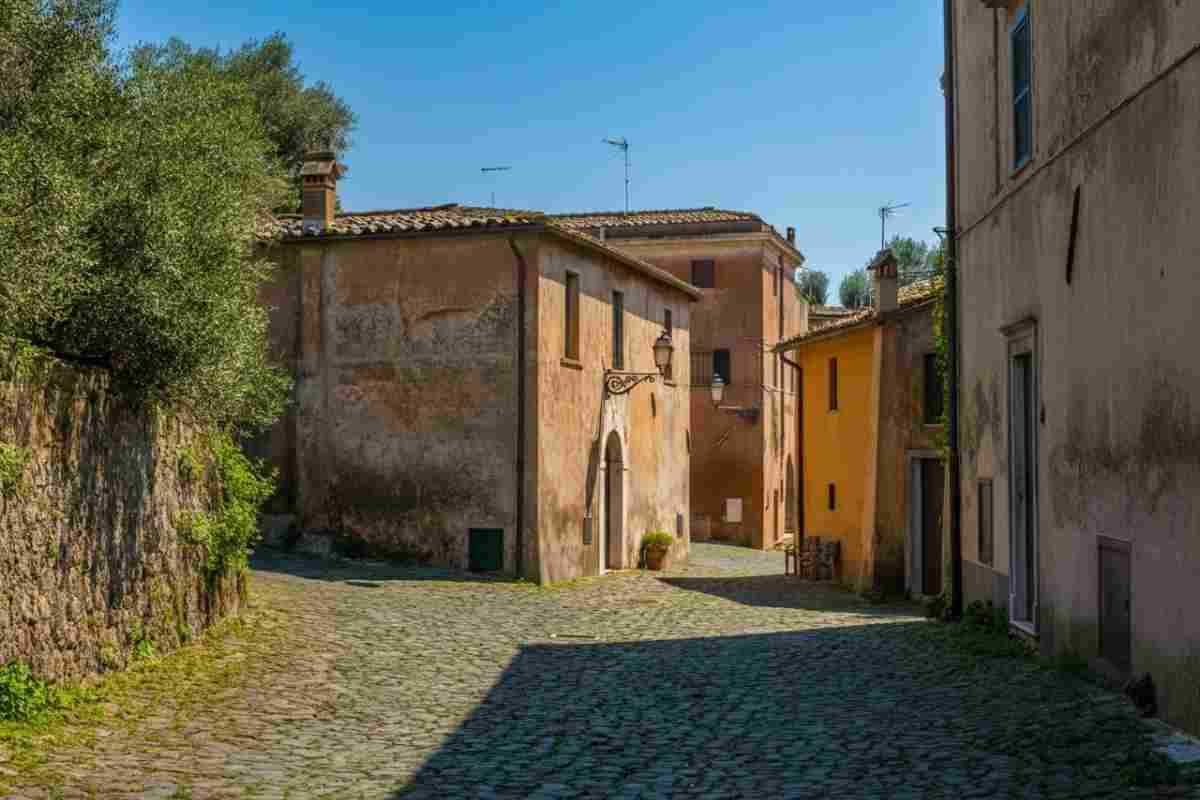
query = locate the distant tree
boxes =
[797,269,830,306]
[0,0,290,431]
[130,33,357,212]
[888,235,935,287]
[839,269,871,309]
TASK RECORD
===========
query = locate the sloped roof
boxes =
[260,204,544,240]
[551,207,762,229]
[256,204,702,300]
[776,277,943,351]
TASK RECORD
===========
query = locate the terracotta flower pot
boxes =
[644,545,669,571]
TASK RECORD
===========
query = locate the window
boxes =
[713,349,731,384]
[978,480,994,566]
[828,483,837,511]
[828,357,838,411]
[612,290,624,369]
[1012,6,1033,168]
[663,309,673,380]
[691,259,715,288]
[564,272,580,360]
[924,353,945,424]
[773,266,778,296]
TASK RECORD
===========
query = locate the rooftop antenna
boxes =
[603,137,630,214]
[481,166,511,207]
[879,202,910,249]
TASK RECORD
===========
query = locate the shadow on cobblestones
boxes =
[658,574,913,615]
[393,621,1173,800]
[250,547,515,585]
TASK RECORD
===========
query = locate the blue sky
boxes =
[114,1,946,291]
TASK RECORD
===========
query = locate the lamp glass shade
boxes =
[710,374,725,407]
[653,331,673,373]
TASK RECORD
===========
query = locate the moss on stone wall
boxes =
[0,354,246,682]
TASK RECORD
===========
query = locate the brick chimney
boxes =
[300,150,346,232]
[786,226,796,245]
[868,249,899,314]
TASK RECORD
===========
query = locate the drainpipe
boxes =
[944,0,964,619]
[508,236,528,580]
[780,351,803,551]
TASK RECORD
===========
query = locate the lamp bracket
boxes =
[605,370,658,396]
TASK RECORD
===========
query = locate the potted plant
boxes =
[641,531,674,571]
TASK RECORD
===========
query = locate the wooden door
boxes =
[921,459,945,596]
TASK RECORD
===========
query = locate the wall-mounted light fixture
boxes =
[604,330,673,395]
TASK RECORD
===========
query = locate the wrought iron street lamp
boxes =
[605,330,674,396]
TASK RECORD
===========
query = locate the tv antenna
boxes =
[879,202,910,249]
[481,166,511,207]
[603,137,630,214]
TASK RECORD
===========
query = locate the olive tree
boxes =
[0,0,290,432]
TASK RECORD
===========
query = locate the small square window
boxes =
[691,259,715,289]
[713,349,731,384]
[828,483,837,511]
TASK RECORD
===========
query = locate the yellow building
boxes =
[778,251,944,595]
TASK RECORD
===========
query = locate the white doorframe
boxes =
[1004,318,1039,633]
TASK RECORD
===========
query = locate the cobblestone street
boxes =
[2,543,1196,799]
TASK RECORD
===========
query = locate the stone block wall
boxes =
[0,357,243,681]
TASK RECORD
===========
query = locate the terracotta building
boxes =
[949,0,1200,730]
[252,153,698,583]
[776,251,943,594]
[553,209,806,549]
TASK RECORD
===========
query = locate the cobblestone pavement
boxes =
[2,543,1197,799]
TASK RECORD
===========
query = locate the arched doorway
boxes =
[603,431,625,572]
[786,458,797,533]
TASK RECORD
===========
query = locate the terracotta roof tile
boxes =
[255,204,703,300]
[259,204,545,240]
[551,207,762,229]
[777,277,943,351]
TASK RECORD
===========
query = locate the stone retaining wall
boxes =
[0,356,243,680]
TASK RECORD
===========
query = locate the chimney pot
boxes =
[786,226,796,245]
[301,150,346,232]
[869,249,899,314]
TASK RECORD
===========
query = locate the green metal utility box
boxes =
[468,528,504,572]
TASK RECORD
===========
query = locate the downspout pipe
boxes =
[508,235,528,580]
[944,0,964,619]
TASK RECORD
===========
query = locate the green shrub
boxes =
[179,433,276,577]
[0,661,54,722]
[641,531,674,550]
[923,593,947,620]
[0,442,31,499]
[963,600,1008,633]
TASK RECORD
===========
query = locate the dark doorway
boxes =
[1010,351,1037,624]
[469,529,504,572]
[1099,537,1132,674]
[920,459,945,596]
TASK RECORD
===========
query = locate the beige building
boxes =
[252,153,698,583]
[950,0,1200,730]
[553,209,806,549]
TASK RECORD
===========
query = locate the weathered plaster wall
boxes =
[535,239,692,584]
[799,326,877,587]
[955,0,1200,731]
[875,304,942,596]
[0,360,242,680]
[260,233,522,571]
[610,236,802,549]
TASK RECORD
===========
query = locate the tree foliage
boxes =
[888,235,936,287]
[0,0,290,431]
[130,33,357,212]
[797,269,830,306]
[839,269,870,309]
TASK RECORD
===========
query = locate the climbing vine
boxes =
[178,433,276,578]
[931,245,952,459]
[0,443,31,500]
